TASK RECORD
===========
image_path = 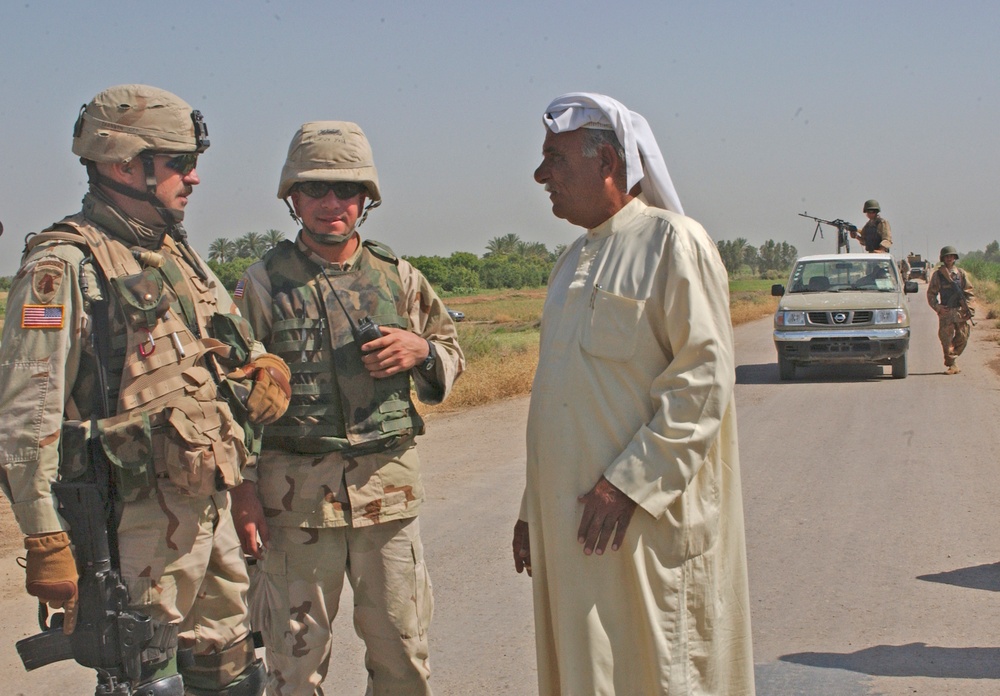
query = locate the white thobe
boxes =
[521,198,755,695]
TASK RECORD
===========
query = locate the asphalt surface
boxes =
[3,285,1000,695]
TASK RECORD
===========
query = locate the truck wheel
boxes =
[891,352,908,379]
[778,356,795,381]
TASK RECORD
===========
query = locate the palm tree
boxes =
[485,233,521,256]
[264,229,286,250]
[208,237,237,263]
[236,232,267,259]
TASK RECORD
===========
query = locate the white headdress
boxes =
[542,92,684,215]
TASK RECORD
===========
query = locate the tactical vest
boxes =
[936,267,964,308]
[261,239,423,455]
[861,219,883,252]
[29,215,247,500]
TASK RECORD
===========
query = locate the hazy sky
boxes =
[1,1,997,276]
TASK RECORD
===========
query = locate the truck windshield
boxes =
[788,259,899,293]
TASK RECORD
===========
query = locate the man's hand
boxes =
[360,327,430,378]
[230,482,269,559]
[512,520,531,576]
[227,353,292,425]
[24,531,78,634]
[577,476,637,556]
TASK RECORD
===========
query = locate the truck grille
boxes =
[808,311,874,325]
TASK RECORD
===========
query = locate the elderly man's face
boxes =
[533,129,607,228]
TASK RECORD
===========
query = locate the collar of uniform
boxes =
[84,189,168,249]
[294,230,364,271]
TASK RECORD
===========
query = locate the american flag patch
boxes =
[233,278,246,299]
[22,305,65,329]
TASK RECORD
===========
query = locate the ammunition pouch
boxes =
[210,312,255,369]
[80,387,247,501]
[112,267,175,330]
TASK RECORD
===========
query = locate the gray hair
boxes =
[580,128,626,164]
[580,128,628,189]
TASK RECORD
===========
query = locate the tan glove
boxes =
[24,531,79,635]
[227,353,292,425]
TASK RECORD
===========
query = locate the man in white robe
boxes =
[513,93,755,695]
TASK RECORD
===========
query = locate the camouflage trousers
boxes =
[937,309,971,365]
[252,517,433,696]
[117,482,253,682]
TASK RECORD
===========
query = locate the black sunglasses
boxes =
[295,181,366,200]
[163,153,199,176]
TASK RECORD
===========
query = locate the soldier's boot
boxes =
[180,636,267,696]
[946,364,961,375]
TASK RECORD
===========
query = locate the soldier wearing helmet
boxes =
[927,245,975,374]
[230,121,465,694]
[851,198,893,253]
[0,85,290,695]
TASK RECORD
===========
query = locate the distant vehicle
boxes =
[907,253,929,281]
[771,253,918,380]
[447,308,465,322]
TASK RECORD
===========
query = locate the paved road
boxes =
[4,288,1000,695]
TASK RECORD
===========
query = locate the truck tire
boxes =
[891,352,908,379]
[778,355,795,381]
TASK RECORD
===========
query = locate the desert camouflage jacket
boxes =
[0,193,242,534]
[234,232,464,528]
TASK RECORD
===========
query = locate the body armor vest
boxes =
[261,239,423,455]
[30,215,247,500]
[936,267,964,308]
[861,219,883,252]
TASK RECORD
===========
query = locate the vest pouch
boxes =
[156,395,247,497]
[210,312,254,368]
[111,267,175,329]
[95,411,157,503]
[59,420,91,481]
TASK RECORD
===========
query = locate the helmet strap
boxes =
[88,155,183,229]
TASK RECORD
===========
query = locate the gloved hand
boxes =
[24,531,79,635]
[227,353,292,425]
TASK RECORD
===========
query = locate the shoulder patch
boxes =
[234,277,247,299]
[31,258,65,304]
[363,239,399,265]
[22,305,65,329]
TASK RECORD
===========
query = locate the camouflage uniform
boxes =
[859,215,892,252]
[235,234,463,696]
[927,264,975,369]
[0,85,267,695]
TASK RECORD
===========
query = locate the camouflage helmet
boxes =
[277,121,381,203]
[940,245,959,261]
[72,84,209,163]
[863,199,881,213]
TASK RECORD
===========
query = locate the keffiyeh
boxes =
[543,92,684,215]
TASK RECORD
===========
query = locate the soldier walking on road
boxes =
[927,245,975,374]
[0,85,290,694]
[229,121,464,696]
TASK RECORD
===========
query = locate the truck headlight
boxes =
[874,309,904,325]
[776,311,806,326]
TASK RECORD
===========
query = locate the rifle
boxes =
[942,266,976,326]
[799,212,858,254]
[15,257,182,695]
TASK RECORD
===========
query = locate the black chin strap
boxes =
[88,154,183,230]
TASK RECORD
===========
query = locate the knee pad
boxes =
[184,658,267,696]
[179,635,264,695]
[132,673,185,696]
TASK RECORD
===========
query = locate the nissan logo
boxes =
[833,313,848,324]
